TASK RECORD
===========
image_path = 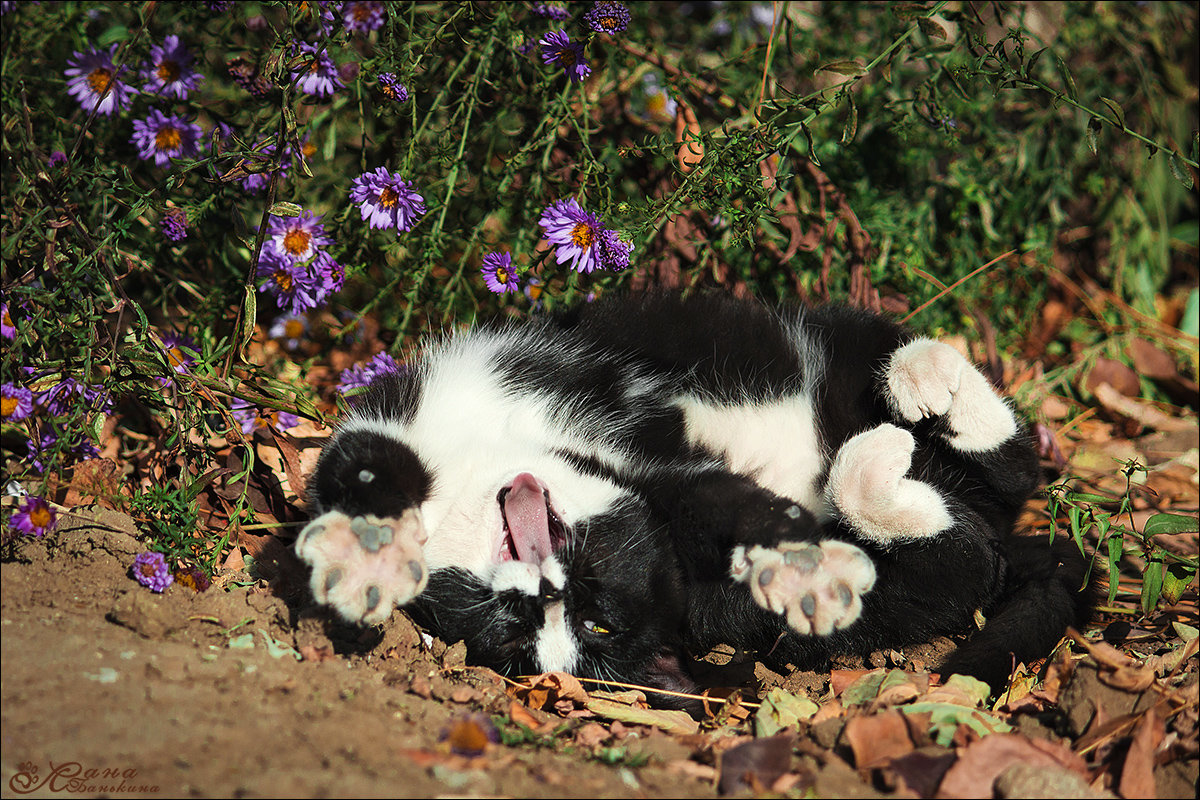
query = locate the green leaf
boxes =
[268,201,304,218]
[902,702,1012,747]
[1143,513,1199,537]
[755,687,819,737]
[1141,558,1164,615]
[1085,117,1102,156]
[1161,563,1194,606]
[816,60,867,77]
[842,669,887,706]
[1106,532,1123,606]
[1098,96,1125,130]
[841,98,858,145]
[1168,153,1195,190]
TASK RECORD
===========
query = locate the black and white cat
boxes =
[295,291,1089,702]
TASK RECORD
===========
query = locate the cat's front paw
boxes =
[885,339,1016,452]
[731,541,876,636]
[295,509,428,625]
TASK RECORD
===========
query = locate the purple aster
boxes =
[532,2,570,20]
[39,377,112,416]
[523,275,545,311]
[341,0,385,34]
[2,383,34,422]
[239,140,289,194]
[159,332,197,383]
[10,496,56,538]
[480,251,520,294]
[267,210,332,263]
[338,352,402,394]
[540,30,590,83]
[142,35,203,99]
[377,72,409,103]
[131,551,173,592]
[585,1,631,34]
[349,167,426,233]
[256,247,325,315]
[131,109,202,167]
[292,42,343,98]
[268,313,310,349]
[25,432,58,473]
[47,150,68,168]
[539,198,625,274]
[1,302,15,339]
[64,44,131,116]
[230,398,299,434]
[161,208,188,242]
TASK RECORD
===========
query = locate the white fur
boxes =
[675,393,828,518]
[338,329,633,580]
[826,423,952,543]
[886,339,1017,452]
[535,601,578,672]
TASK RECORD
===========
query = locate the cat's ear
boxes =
[644,649,696,696]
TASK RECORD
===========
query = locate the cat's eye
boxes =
[582,619,610,635]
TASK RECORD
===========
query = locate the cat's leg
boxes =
[883,337,1039,506]
[294,509,428,626]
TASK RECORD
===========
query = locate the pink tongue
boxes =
[503,473,552,563]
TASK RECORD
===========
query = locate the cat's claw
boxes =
[731,540,876,636]
[295,509,428,625]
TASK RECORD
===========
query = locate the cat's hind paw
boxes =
[731,540,876,636]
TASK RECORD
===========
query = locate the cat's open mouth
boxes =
[497,472,568,563]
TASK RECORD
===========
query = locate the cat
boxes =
[294,290,1090,703]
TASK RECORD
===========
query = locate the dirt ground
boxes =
[2,505,1196,799]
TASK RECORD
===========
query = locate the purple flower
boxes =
[1,302,15,339]
[377,72,409,103]
[160,332,197,380]
[267,210,332,263]
[2,383,35,422]
[292,42,343,98]
[256,248,326,315]
[131,109,202,167]
[132,551,173,592]
[230,398,300,435]
[10,496,56,538]
[239,140,289,194]
[349,167,426,233]
[338,352,402,394]
[64,44,131,116]
[539,198,629,274]
[161,208,188,242]
[480,252,520,294]
[268,313,310,348]
[48,150,68,168]
[585,1,631,34]
[39,377,112,416]
[142,35,203,99]
[532,2,570,20]
[523,275,545,311]
[540,30,590,83]
[341,0,385,34]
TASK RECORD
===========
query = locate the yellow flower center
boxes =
[570,222,595,248]
[1,395,17,418]
[351,2,371,21]
[274,271,294,291]
[283,319,305,339]
[558,48,576,67]
[87,67,113,94]
[155,125,183,152]
[156,59,181,83]
[495,266,510,284]
[166,347,187,369]
[283,228,313,256]
[30,505,53,529]
[378,187,399,209]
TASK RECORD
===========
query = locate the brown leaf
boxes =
[1129,338,1179,380]
[886,748,958,799]
[1083,357,1141,397]
[510,671,590,713]
[936,733,1087,799]
[717,733,794,796]
[1119,710,1164,800]
[507,700,550,730]
[842,710,915,768]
